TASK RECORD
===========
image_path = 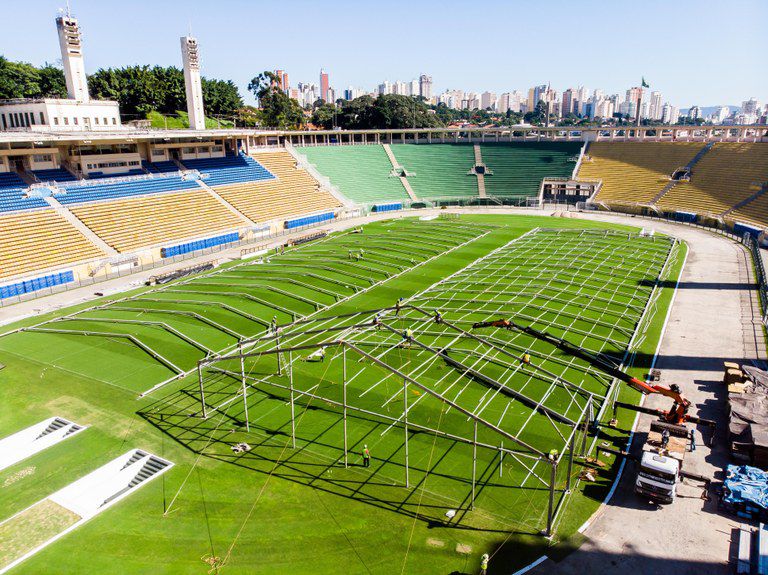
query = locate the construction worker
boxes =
[395,297,404,316]
[548,449,559,461]
[480,553,489,575]
[359,249,365,260]
[271,316,278,335]
[348,249,353,260]
[372,313,382,330]
[434,309,443,324]
[521,353,531,364]
[661,429,670,449]
[690,428,696,452]
[362,445,371,468]
[318,347,326,362]
[401,328,414,348]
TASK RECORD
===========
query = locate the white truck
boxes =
[634,423,688,504]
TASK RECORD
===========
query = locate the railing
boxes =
[745,234,768,324]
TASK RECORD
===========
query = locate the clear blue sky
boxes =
[4,0,767,108]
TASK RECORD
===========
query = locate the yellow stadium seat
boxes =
[0,210,104,280]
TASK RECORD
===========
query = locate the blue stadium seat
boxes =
[57,175,200,205]
[149,161,181,174]
[0,172,48,212]
[32,168,77,183]
[182,153,274,186]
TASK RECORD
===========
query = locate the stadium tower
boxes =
[180,35,206,130]
[56,12,89,102]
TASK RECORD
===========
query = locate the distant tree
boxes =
[524,101,549,125]
[38,63,67,98]
[0,56,67,99]
[234,105,260,127]
[202,78,243,116]
[311,103,337,129]
[88,65,243,120]
[248,71,305,128]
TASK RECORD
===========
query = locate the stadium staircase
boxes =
[194,179,257,226]
[43,195,117,255]
[650,142,715,205]
[656,143,768,220]
[723,182,768,218]
[35,418,82,439]
[284,143,353,208]
[102,452,169,508]
[297,144,411,204]
[473,144,487,198]
[389,144,478,199]
[382,144,418,201]
[15,166,38,186]
[481,142,579,197]
[578,142,707,205]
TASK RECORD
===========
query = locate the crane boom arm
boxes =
[471,318,693,424]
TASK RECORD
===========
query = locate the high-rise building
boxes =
[273,70,289,92]
[56,14,89,101]
[662,103,679,124]
[409,80,419,97]
[319,69,330,102]
[509,91,523,113]
[180,35,206,130]
[575,87,590,116]
[378,81,392,95]
[498,93,511,113]
[419,74,433,99]
[688,105,702,120]
[593,98,615,119]
[394,81,407,95]
[711,106,730,123]
[742,98,759,115]
[480,91,497,110]
[561,89,575,116]
[649,91,663,121]
[527,84,547,111]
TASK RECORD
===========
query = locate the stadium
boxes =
[1,5,768,575]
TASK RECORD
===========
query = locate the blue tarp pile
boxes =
[721,464,768,520]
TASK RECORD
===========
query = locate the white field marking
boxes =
[0,417,87,473]
[511,555,548,575]
[0,449,173,575]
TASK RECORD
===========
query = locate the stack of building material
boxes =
[727,364,768,467]
[720,465,768,521]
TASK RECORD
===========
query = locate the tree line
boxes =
[0,56,243,120]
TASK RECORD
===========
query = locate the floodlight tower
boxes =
[180,35,206,130]
[56,10,90,102]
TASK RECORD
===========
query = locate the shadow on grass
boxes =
[138,375,572,537]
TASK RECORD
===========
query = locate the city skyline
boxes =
[2,0,765,110]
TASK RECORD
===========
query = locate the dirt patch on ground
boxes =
[0,499,80,568]
[2,466,35,488]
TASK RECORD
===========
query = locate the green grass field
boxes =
[0,215,686,574]
[146,110,234,130]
